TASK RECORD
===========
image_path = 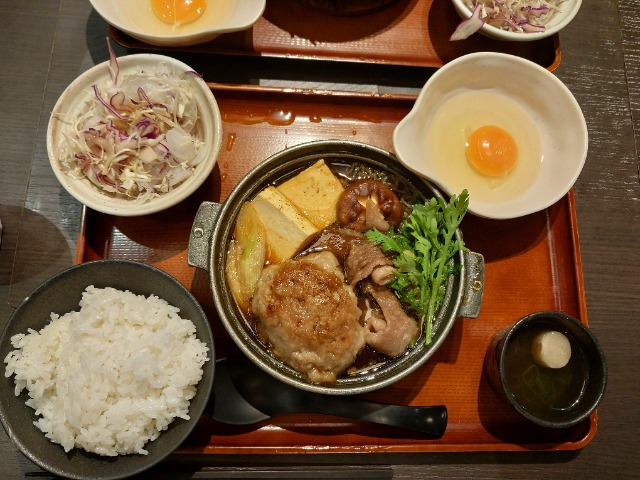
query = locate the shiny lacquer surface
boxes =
[109,0,561,70]
[76,87,593,453]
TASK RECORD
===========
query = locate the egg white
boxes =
[425,90,543,205]
[125,0,235,36]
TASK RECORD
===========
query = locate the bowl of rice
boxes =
[0,260,214,480]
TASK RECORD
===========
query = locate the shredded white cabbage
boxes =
[455,0,564,38]
[58,58,204,203]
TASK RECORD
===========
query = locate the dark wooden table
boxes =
[1,0,638,478]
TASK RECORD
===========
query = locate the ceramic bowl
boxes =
[0,260,214,480]
[90,0,265,47]
[188,140,485,395]
[451,0,582,41]
[47,53,222,216]
[484,311,606,429]
[393,52,588,220]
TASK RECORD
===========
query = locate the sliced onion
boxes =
[107,37,119,86]
[450,3,485,41]
[165,129,197,163]
[92,85,127,121]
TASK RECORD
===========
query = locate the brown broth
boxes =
[503,322,588,415]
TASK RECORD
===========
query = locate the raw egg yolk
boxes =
[465,125,518,177]
[151,0,206,26]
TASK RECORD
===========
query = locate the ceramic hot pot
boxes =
[188,140,484,395]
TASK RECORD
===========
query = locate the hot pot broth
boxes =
[226,159,431,382]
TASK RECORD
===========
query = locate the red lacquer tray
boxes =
[109,0,561,71]
[75,86,595,453]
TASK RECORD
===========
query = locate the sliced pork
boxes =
[362,281,418,357]
[299,226,364,262]
[302,226,397,287]
[345,239,395,286]
[370,265,396,285]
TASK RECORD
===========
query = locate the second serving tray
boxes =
[110,0,561,71]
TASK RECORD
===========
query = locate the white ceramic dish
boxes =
[451,0,582,41]
[47,54,222,216]
[393,52,588,220]
[90,0,265,47]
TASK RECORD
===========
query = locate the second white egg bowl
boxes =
[90,0,265,47]
[393,52,588,220]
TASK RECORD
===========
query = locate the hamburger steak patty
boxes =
[251,251,365,383]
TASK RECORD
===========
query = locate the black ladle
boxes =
[211,357,448,437]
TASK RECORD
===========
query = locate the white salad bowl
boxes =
[451,0,582,41]
[393,52,588,220]
[90,0,266,47]
[47,53,222,216]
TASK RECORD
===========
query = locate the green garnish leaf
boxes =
[365,190,469,345]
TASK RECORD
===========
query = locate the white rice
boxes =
[4,286,209,457]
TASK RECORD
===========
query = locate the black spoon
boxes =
[211,357,448,437]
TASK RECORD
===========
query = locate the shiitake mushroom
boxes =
[336,179,404,232]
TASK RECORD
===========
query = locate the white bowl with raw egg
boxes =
[393,52,588,220]
[90,0,266,47]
